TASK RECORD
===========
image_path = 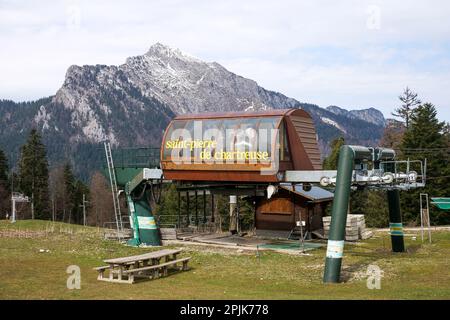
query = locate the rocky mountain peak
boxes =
[351,108,385,126]
[144,42,203,65]
[327,105,385,126]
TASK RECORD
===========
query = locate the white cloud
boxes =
[0,0,450,120]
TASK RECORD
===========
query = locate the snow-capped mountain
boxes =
[49,42,302,146]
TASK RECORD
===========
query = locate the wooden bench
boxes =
[93,265,136,280]
[124,257,191,282]
[93,266,110,280]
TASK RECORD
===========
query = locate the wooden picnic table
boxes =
[95,249,190,284]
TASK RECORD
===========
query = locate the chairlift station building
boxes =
[160,108,332,235]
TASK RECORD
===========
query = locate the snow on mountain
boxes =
[320,116,347,133]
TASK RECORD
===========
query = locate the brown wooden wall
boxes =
[256,196,293,230]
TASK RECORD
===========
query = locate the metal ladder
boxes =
[104,141,124,240]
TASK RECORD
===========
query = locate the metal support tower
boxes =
[11,192,29,223]
[419,193,432,243]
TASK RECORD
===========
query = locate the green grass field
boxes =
[0,220,449,300]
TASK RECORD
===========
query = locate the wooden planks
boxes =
[323,214,373,241]
[160,228,177,240]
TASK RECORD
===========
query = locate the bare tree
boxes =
[0,185,10,219]
[88,171,114,227]
[392,87,421,129]
[49,166,66,222]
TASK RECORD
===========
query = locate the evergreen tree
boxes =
[0,149,8,185]
[322,137,344,216]
[63,163,76,223]
[392,87,421,129]
[363,190,390,227]
[400,103,450,225]
[443,122,450,147]
[0,148,10,217]
[157,184,179,222]
[57,163,91,225]
[239,198,255,231]
[323,137,345,170]
[18,129,50,219]
[215,194,231,231]
[49,165,65,222]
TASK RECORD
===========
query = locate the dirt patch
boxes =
[181,244,256,256]
[406,244,422,254]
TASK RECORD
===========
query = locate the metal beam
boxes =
[127,168,163,194]
[284,170,338,183]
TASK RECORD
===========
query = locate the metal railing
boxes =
[99,147,161,169]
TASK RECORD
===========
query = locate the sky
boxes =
[1,0,450,121]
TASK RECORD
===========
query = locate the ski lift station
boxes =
[103,108,427,283]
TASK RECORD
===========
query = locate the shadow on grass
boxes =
[406,244,421,254]
[131,266,195,284]
[339,244,424,283]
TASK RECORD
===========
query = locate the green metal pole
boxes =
[387,189,405,252]
[323,146,354,283]
[127,195,141,247]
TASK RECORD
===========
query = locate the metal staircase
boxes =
[104,141,124,240]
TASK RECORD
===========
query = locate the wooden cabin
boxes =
[160,108,322,183]
[255,184,334,238]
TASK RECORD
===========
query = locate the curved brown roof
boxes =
[173,108,312,120]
